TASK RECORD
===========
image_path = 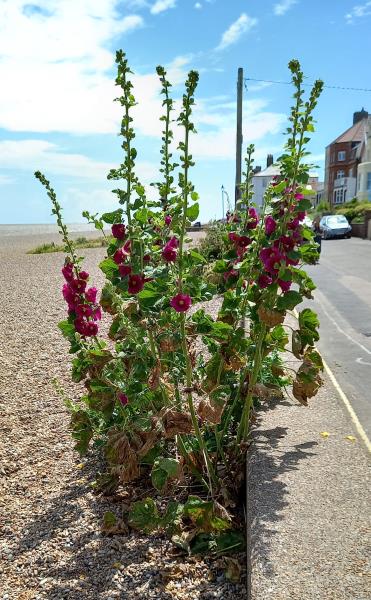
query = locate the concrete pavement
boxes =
[305,237,371,439]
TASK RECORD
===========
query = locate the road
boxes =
[304,237,371,439]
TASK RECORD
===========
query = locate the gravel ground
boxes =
[0,232,245,600]
[248,361,371,599]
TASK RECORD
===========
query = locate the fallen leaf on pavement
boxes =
[345,435,356,442]
[320,431,330,438]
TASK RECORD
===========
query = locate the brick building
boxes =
[324,109,368,207]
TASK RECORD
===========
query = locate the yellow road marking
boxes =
[293,308,371,453]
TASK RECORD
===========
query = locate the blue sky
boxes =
[1,0,371,224]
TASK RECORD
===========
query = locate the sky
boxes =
[1,0,371,224]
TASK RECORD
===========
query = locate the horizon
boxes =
[1,0,371,224]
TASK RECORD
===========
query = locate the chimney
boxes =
[353,108,368,125]
[266,154,273,168]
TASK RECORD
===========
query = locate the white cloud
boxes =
[0,1,144,134]
[195,2,202,8]
[216,13,257,51]
[150,0,176,14]
[273,0,297,16]
[0,139,158,182]
[345,1,371,23]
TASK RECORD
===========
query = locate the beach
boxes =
[0,228,242,600]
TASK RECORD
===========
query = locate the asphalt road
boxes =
[304,237,371,439]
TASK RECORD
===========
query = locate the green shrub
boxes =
[335,199,371,223]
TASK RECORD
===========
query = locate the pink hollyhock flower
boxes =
[265,215,277,236]
[257,274,272,289]
[119,264,132,277]
[278,279,292,292]
[247,207,258,229]
[170,293,192,313]
[111,223,126,240]
[162,245,177,262]
[93,306,102,321]
[128,274,145,294]
[297,211,305,221]
[76,304,93,319]
[237,235,251,248]
[228,232,239,243]
[167,236,179,249]
[62,263,74,282]
[294,193,304,200]
[85,287,98,304]
[165,215,172,226]
[143,254,151,263]
[75,318,98,336]
[113,249,125,264]
[118,392,128,406]
[70,278,87,294]
[288,218,300,230]
[62,284,79,309]
[223,269,239,281]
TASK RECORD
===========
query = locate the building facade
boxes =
[357,116,371,201]
[324,109,368,207]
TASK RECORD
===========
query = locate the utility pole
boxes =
[221,185,225,221]
[235,67,243,206]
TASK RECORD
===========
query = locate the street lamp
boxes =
[221,185,230,221]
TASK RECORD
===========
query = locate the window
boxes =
[367,172,371,192]
[333,188,346,204]
[338,151,346,161]
[349,168,353,178]
[336,170,345,179]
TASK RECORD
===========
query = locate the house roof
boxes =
[331,118,367,145]
[253,164,318,178]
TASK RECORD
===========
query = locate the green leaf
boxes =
[134,208,148,224]
[296,198,312,212]
[99,257,119,279]
[276,290,302,311]
[151,457,180,492]
[128,498,160,533]
[292,330,302,359]
[190,530,245,556]
[184,496,231,533]
[58,320,75,340]
[189,249,206,264]
[186,203,199,221]
[101,209,123,224]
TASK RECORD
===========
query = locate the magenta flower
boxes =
[93,306,102,321]
[85,287,98,304]
[247,207,258,229]
[278,279,292,292]
[223,269,239,281]
[165,215,172,226]
[143,254,151,263]
[70,278,87,294]
[237,235,251,248]
[162,245,177,262]
[265,215,277,236]
[62,263,74,282]
[297,211,305,221]
[119,264,132,277]
[228,232,239,243]
[167,236,179,249]
[111,223,126,240]
[294,193,304,200]
[118,392,129,406]
[257,274,272,289]
[170,293,192,313]
[76,304,93,319]
[74,318,98,337]
[79,271,89,281]
[128,274,145,294]
[113,249,125,265]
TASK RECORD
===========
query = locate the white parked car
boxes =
[319,214,352,239]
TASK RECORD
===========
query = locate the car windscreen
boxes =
[326,216,348,226]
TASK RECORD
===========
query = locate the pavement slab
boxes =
[248,373,370,600]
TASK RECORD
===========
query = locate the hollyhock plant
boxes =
[265,215,277,236]
[170,293,192,313]
[35,56,324,550]
[111,223,126,240]
[128,274,145,294]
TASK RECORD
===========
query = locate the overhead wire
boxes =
[244,77,371,93]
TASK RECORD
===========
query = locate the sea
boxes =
[0,223,97,237]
